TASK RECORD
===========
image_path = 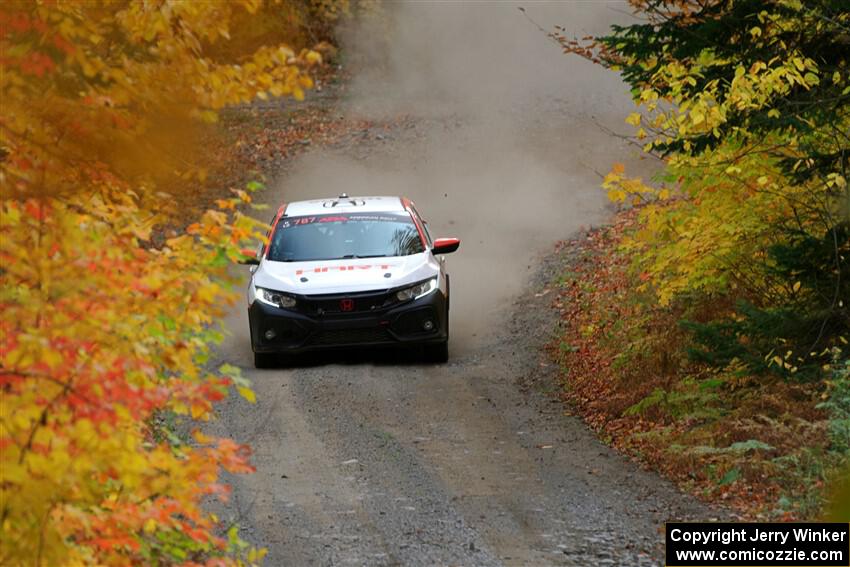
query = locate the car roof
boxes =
[284,195,407,217]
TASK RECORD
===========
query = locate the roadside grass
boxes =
[550,209,850,519]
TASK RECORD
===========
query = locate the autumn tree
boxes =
[556,0,848,376]
[547,0,850,518]
[0,1,344,564]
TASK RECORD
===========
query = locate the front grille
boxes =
[299,290,396,316]
[309,327,392,346]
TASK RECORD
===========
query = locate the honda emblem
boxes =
[339,298,355,312]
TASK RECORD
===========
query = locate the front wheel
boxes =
[423,340,449,364]
[253,352,277,369]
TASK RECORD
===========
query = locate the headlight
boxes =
[396,277,438,302]
[256,287,297,309]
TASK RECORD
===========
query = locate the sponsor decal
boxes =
[280,213,412,229]
[295,264,393,276]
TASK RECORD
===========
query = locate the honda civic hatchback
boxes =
[240,194,460,368]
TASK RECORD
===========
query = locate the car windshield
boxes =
[266,212,424,262]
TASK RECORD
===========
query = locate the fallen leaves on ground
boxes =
[549,209,836,520]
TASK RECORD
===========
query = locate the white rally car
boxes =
[241,194,459,368]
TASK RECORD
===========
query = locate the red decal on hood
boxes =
[295,263,395,276]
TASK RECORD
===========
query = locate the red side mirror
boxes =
[432,237,460,255]
[238,248,260,265]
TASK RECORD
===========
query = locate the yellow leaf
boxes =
[792,281,801,292]
[193,430,213,444]
[607,189,627,203]
[238,386,257,404]
[190,403,209,420]
[81,60,97,78]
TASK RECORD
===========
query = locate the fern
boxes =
[817,358,850,455]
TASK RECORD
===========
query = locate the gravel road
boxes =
[207,4,717,565]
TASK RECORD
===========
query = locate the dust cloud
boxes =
[274,2,651,349]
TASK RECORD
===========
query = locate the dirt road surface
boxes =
[208,4,715,565]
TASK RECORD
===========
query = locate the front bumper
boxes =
[249,289,448,353]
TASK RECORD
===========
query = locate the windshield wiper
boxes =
[341,254,389,259]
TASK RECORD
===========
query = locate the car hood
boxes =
[253,252,437,295]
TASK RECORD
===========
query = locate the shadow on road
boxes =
[256,346,445,369]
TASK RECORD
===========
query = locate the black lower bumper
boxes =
[249,290,448,354]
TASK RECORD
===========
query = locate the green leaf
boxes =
[718,468,740,486]
[728,439,774,453]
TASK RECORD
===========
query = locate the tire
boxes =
[423,300,450,363]
[253,352,277,369]
[423,340,449,364]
